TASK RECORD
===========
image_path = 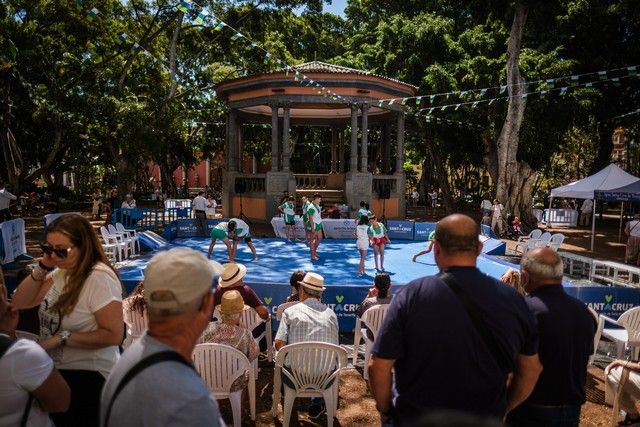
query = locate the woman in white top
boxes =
[12,214,123,427]
[354,215,370,275]
[625,213,640,266]
[205,193,217,218]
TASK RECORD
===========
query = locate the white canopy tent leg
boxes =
[590,201,597,252]
[548,197,553,226]
[619,202,624,242]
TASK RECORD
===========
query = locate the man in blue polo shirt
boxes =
[369,214,542,425]
[506,247,595,427]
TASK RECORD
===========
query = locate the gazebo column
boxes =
[383,123,391,173]
[237,122,244,173]
[282,103,291,172]
[330,126,338,173]
[339,128,345,173]
[396,111,405,172]
[270,103,279,171]
[350,105,358,172]
[227,109,238,172]
[361,104,369,172]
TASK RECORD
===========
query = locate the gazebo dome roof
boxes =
[216,61,417,125]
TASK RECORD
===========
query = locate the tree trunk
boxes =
[422,128,455,213]
[489,1,537,227]
[591,123,614,174]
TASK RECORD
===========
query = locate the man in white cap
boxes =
[100,248,223,427]
[274,272,338,419]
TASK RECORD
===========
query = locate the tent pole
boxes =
[548,197,553,226]
[590,201,596,252]
[619,202,624,242]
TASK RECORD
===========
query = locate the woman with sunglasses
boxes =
[12,214,123,427]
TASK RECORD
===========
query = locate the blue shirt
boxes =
[373,266,538,419]
[524,285,595,406]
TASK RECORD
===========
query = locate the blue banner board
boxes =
[564,285,639,319]
[386,220,415,240]
[414,222,436,241]
[163,219,226,241]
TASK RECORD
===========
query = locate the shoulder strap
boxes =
[438,272,514,374]
[103,350,195,427]
[0,336,33,427]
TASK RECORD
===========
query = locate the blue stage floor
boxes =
[118,237,515,290]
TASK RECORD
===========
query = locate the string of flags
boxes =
[598,109,640,125]
[373,65,639,107]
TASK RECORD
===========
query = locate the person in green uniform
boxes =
[307,193,323,260]
[207,221,233,260]
[301,196,311,245]
[412,230,436,262]
[278,196,296,243]
[227,218,258,261]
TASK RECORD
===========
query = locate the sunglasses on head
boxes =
[40,243,72,258]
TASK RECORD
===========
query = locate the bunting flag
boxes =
[87,7,99,17]
[214,22,226,31]
[195,10,209,24]
[177,0,193,13]
[499,85,507,94]
[118,33,128,43]
[231,32,242,41]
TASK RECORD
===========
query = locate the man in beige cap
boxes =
[100,248,223,427]
[274,272,338,419]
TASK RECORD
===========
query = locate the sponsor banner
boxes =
[565,285,639,319]
[321,219,357,239]
[164,218,226,240]
[270,217,307,239]
[414,222,436,241]
[250,282,370,332]
[387,220,414,240]
[0,219,27,264]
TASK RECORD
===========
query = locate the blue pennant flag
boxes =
[118,33,128,43]
[499,85,507,94]
[87,7,99,17]
[195,10,209,24]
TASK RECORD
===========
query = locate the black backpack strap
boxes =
[439,272,514,374]
[1,335,33,427]
[103,350,195,427]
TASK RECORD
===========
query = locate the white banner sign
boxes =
[0,219,27,264]
[270,217,357,239]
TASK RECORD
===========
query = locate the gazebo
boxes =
[215,61,418,221]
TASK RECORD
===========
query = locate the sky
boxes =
[324,0,347,16]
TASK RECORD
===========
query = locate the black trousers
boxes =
[195,210,207,236]
[51,369,105,427]
[0,208,11,223]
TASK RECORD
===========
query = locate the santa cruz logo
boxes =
[587,293,635,313]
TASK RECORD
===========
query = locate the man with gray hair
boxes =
[506,247,595,427]
[100,248,223,427]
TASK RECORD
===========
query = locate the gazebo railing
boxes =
[294,174,328,190]
[235,174,266,194]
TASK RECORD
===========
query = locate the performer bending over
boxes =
[207,221,233,260]
[368,215,390,272]
[307,194,323,261]
[412,230,435,262]
[227,218,258,261]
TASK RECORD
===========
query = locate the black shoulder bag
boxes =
[0,335,34,427]
[103,350,195,427]
[438,272,515,374]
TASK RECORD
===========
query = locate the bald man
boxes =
[369,214,541,425]
[506,248,595,427]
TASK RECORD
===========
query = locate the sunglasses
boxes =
[40,243,73,258]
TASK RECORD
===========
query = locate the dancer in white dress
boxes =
[354,215,370,275]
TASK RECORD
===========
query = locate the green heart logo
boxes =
[335,295,344,303]
[264,297,273,305]
[605,294,613,303]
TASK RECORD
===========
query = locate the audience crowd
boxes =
[0,212,635,427]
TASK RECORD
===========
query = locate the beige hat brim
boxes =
[219,263,248,288]
[216,303,250,315]
[298,280,326,292]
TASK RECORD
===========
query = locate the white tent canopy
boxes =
[550,163,640,199]
[549,164,640,251]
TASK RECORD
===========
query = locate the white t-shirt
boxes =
[0,336,54,427]
[192,195,207,212]
[581,199,593,213]
[492,203,504,218]
[39,263,122,378]
[205,198,217,216]
[356,224,369,250]
[121,200,136,209]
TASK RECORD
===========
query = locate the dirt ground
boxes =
[14,211,635,426]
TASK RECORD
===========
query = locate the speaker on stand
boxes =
[379,187,391,225]
[234,180,249,222]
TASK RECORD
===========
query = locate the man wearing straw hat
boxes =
[274,272,338,419]
[213,263,269,322]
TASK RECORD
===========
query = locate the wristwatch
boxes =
[59,330,71,346]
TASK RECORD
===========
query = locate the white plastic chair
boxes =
[587,307,604,365]
[99,226,126,261]
[547,233,565,251]
[352,304,390,381]
[15,330,39,341]
[116,222,140,253]
[192,343,255,427]
[240,307,273,362]
[602,307,640,360]
[122,307,148,348]
[271,342,347,427]
[102,243,119,263]
[276,301,300,321]
[514,229,542,254]
[108,224,136,255]
[531,231,552,249]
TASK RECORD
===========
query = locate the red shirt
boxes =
[213,284,263,308]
